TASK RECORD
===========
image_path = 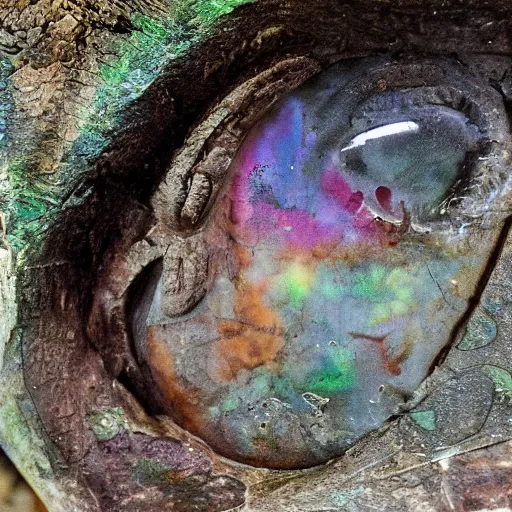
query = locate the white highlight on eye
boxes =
[340,121,420,152]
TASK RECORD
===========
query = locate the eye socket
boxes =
[125,55,511,471]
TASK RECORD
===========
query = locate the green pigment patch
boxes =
[283,263,315,307]
[302,347,356,396]
[457,308,497,351]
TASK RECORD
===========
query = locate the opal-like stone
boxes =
[139,58,510,469]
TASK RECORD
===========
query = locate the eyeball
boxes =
[133,56,512,469]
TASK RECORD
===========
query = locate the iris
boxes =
[339,105,482,217]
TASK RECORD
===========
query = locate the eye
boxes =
[338,108,480,214]
[126,55,511,469]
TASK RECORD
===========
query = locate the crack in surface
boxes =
[428,215,512,375]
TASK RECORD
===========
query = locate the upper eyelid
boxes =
[86,3,512,209]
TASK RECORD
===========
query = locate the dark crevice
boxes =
[428,214,512,374]
[125,257,163,366]
[121,257,167,416]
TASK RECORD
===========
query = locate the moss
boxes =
[191,0,254,26]
[66,0,254,186]
[1,56,61,252]
[132,458,175,485]
[1,157,60,253]
[1,2,256,252]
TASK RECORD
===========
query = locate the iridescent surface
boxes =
[142,59,509,468]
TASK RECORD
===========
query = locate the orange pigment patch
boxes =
[234,281,282,329]
[146,326,203,432]
[212,329,285,382]
[233,244,252,270]
[211,251,285,382]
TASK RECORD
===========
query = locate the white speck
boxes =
[316,344,320,348]
[341,121,420,152]
[189,448,194,452]
[439,459,450,471]
[284,226,292,232]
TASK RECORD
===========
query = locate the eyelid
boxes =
[151,57,321,233]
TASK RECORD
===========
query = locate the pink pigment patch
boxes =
[320,168,355,206]
[320,167,379,239]
[346,191,364,213]
[375,186,393,213]
[320,168,367,214]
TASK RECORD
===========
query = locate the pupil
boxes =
[340,107,481,212]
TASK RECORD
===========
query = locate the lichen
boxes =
[132,458,175,485]
[0,381,61,508]
[457,308,497,351]
[86,407,127,441]
[409,410,437,431]
[481,365,512,399]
